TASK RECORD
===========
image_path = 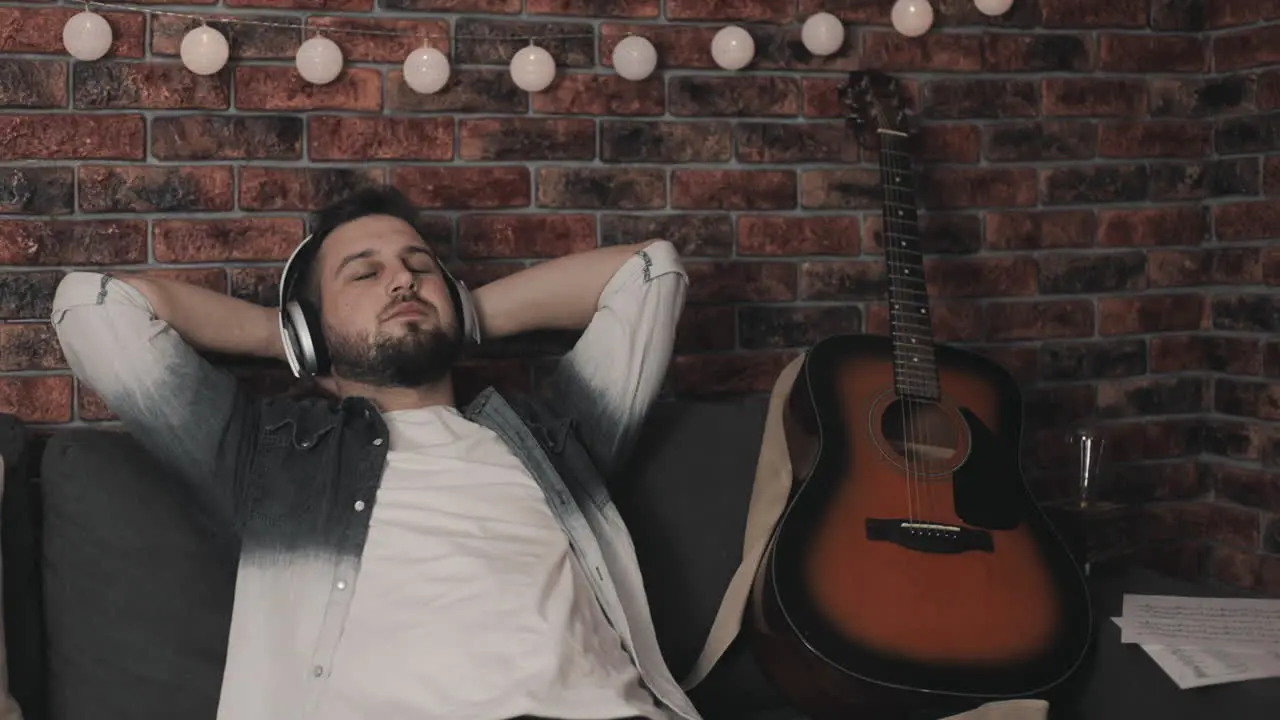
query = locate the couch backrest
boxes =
[8,397,786,720]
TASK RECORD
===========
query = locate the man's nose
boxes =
[388,267,416,295]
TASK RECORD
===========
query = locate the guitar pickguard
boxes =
[951,408,1022,531]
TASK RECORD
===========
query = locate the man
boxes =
[51,186,699,720]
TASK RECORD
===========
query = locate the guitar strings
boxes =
[878,128,919,524]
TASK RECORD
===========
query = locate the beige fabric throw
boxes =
[682,353,1048,720]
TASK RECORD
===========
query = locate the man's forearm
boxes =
[471,241,656,339]
[120,275,285,361]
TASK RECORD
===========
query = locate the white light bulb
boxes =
[62,10,113,62]
[801,12,845,57]
[711,25,754,71]
[891,0,935,38]
[296,36,344,85]
[510,44,556,93]
[180,25,229,76]
[403,46,450,94]
[612,35,658,81]
[973,0,1015,16]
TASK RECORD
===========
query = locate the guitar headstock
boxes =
[840,71,913,147]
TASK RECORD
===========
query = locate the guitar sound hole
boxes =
[879,398,961,466]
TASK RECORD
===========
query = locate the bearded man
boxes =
[51,185,697,720]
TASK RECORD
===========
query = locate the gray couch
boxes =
[3,400,1279,720]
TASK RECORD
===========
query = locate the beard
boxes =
[323,311,461,388]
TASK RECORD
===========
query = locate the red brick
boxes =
[861,31,983,72]
[798,261,884,301]
[394,166,531,209]
[0,323,64,372]
[1214,26,1280,71]
[1099,34,1205,73]
[0,115,144,160]
[74,62,228,109]
[916,124,981,163]
[1208,0,1280,28]
[986,300,1095,341]
[1042,78,1147,117]
[227,0,373,8]
[1098,121,1212,159]
[1099,295,1206,335]
[985,210,1096,251]
[460,118,596,161]
[0,375,72,423]
[235,67,381,111]
[538,167,665,209]
[0,7,144,57]
[737,216,860,256]
[78,165,234,213]
[152,116,302,160]
[1041,0,1147,27]
[532,74,663,116]
[669,76,801,116]
[673,170,795,210]
[685,262,796,303]
[457,215,597,258]
[1098,207,1206,247]
[665,0,793,22]
[154,218,305,262]
[0,59,66,108]
[530,0,657,16]
[925,257,1038,298]
[1214,201,1280,242]
[239,166,384,211]
[308,117,452,160]
[0,220,146,265]
[921,167,1038,210]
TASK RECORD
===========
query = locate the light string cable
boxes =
[58,0,599,43]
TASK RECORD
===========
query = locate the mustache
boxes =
[379,296,436,322]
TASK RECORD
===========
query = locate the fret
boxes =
[876,129,940,401]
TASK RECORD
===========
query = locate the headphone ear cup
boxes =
[295,300,330,376]
[282,300,329,377]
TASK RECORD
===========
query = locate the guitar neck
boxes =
[876,129,941,401]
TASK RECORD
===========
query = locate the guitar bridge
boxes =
[865,518,993,554]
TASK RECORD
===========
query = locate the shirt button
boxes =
[335,580,347,590]
[354,500,366,511]
[372,437,384,446]
[313,665,324,677]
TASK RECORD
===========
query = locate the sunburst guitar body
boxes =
[747,72,1095,720]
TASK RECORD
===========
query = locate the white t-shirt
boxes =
[317,405,663,720]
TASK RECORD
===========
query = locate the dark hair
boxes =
[297,185,430,308]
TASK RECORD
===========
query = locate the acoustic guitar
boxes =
[747,71,1095,719]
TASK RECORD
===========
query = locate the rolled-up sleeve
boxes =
[51,271,251,530]
[545,240,687,476]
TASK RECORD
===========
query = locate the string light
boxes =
[59,0,599,93]
[56,1,862,92]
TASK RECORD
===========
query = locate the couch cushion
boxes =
[40,429,237,720]
[613,397,791,719]
[1,414,42,720]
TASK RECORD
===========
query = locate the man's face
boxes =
[313,214,460,387]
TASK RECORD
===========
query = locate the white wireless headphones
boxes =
[278,233,482,379]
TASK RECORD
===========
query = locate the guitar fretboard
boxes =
[877,130,941,401]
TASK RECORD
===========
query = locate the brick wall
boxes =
[0,0,1277,593]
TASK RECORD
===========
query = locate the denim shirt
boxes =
[50,242,700,720]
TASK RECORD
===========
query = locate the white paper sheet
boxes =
[1138,644,1280,689]
[1116,594,1280,652]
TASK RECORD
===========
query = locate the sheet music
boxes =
[1138,644,1280,689]
[1116,594,1280,652]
